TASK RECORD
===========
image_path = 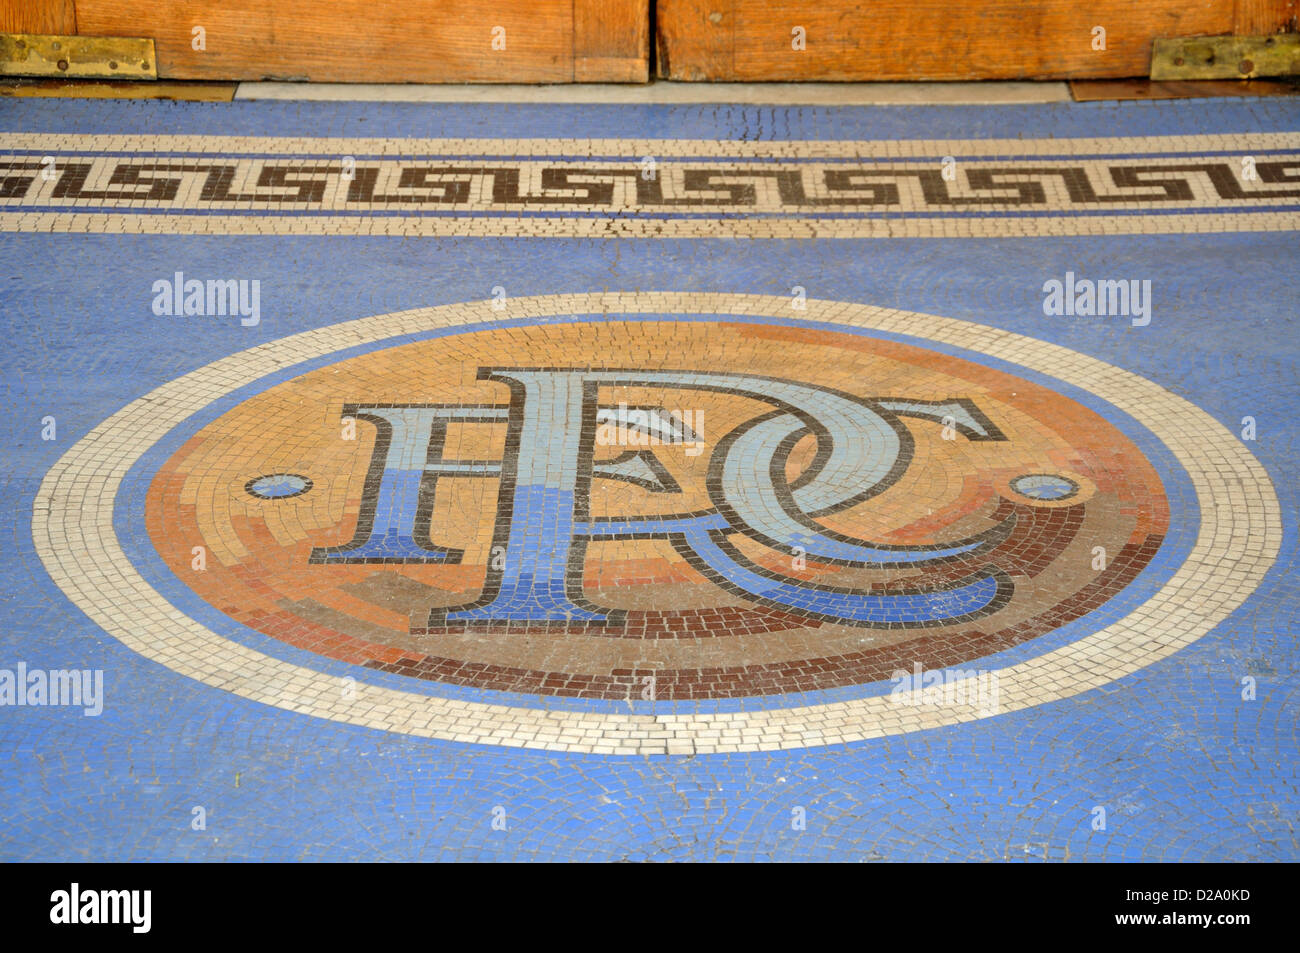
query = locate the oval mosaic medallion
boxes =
[148,320,1167,701]
[34,294,1279,753]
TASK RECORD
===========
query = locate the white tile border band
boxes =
[5,131,1298,158]
[2,210,1294,239]
[232,80,1074,106]
[32,293,1282,754]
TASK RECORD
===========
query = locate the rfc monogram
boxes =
[311,368,1015,629]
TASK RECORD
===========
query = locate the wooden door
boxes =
[656,0,1297,81]
[1,0,650,83]
[6,0,1294,84]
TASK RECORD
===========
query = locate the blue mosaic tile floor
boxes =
[0,97,1296,861]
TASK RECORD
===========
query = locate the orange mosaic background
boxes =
[145,320,1169,698]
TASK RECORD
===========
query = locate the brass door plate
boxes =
[0,33,157,80]
[1152,34,1300,81]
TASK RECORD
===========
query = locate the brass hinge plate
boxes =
[1151,34,1300,81]
[0,33,157,80]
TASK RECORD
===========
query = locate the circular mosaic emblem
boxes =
[35,294,1280,753]
[149,321,1166,701]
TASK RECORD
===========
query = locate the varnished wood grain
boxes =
[576,0,649,82]
[0,0,76,35]
[76,0,648,83]
[658,0,1246,81]
[1234,0,1297,34]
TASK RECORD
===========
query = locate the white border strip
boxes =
[233,81,1074,106]
[3,211,1293,239]
[4,131,1298,158]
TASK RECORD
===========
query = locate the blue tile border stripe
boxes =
[2,97,1298,140]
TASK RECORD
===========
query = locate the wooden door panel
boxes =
[0,0,76,35]
[5,0,649,83]
[656,0,1297,81]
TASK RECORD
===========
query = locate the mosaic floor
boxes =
[1,97,1297,861]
